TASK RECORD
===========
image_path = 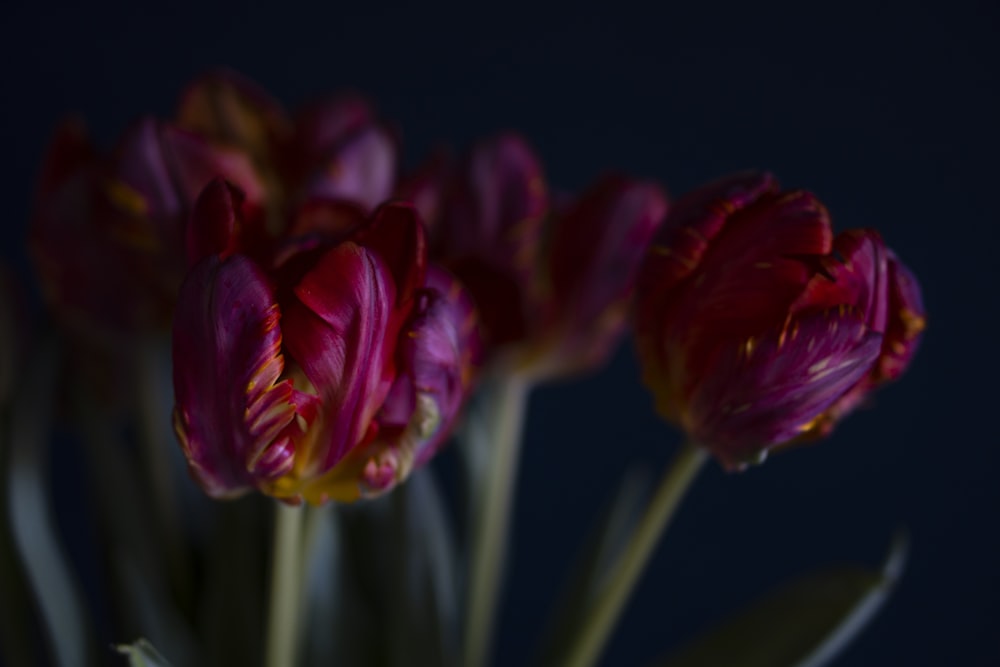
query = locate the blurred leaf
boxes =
[534,466,650,666]
[656,533,908,667]
[200,498,268,667]
[76,383,200,664]
[7,336,93,667]
[115,638,173,666]
[0,405,35,666]
[386,466,461,667]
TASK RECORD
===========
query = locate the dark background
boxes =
[2,1,997,665]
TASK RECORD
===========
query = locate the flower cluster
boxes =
[29,72,925,505]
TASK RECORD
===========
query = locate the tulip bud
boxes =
[635,172,925,469]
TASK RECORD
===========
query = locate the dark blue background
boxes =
[2,1,997,665]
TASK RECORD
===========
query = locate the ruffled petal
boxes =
[172,255,306,497]
[793,228,889,332]
[687,307,883,469]
[875,251,926,382]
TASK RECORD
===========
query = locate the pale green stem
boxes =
[463,375,531,667]
[266,503,306,667]
[561,442,707,667]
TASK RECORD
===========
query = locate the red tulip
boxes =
[635,172,925,469]
[30,117,265,336]
[173,192,480,503]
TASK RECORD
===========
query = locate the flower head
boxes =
[30,116,264,337]
[399,134,667,379]
[173,188,480,503]
[634,172,925,469]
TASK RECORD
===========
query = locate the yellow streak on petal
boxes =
[106,180,149,216]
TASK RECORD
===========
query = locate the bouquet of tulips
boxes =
[0,69,924,667]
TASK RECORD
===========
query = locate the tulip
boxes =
[400,134,667,378]
[173,191,480,504]
[635,171,925,470]
[30,116,265,337]
[178,69,400,215]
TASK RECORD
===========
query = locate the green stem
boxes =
[463,375,531,667]
[265,503,306,667]
[561,442,707,667]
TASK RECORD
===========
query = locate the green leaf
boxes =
[115,638,173,666]
[656,533,908,667]
[76,390,200,665]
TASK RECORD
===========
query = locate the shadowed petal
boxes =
[176,68,290,164]
[303,124,397,211]
[876,251,926,382]
[545,175,668,371]
[172,255,304,497]
[638,171,778,310]
[352,202,427,310]
[687,308,883,469]
[793,229,889,332]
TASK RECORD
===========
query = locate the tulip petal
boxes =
[304,124,398,212]
[353,202,427,310]
[112,119,266,251]
[172,255,304,497]
[186,178,245,266]
[876,252,925,382]
[176,68,290,164]
[444,133,547,274]
[546,175,668,370]
[688,308,883,469]
[383,266,482,464]
[280,243,397,472]
[293,94,378,164]
[638,171,778,305]
[395,149,454,233]
[793,229,889,333]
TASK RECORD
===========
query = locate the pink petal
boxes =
[303,124,398,212]
[172,255,304,497]
[280,243,397,471]
[687,307,883,469]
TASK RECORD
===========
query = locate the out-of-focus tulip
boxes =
[30,117,265,337]
[288,95,398,212]
[635,172,926,470]
[178,69,399,215]
[399,134,667,378]
[173,191,481,504]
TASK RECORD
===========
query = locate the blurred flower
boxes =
[31,70,398,343]
[29,116,265,339]
[399,134,667,379]
[173,188,481,504]
[634,171,925,470]
[178,69,398,215]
